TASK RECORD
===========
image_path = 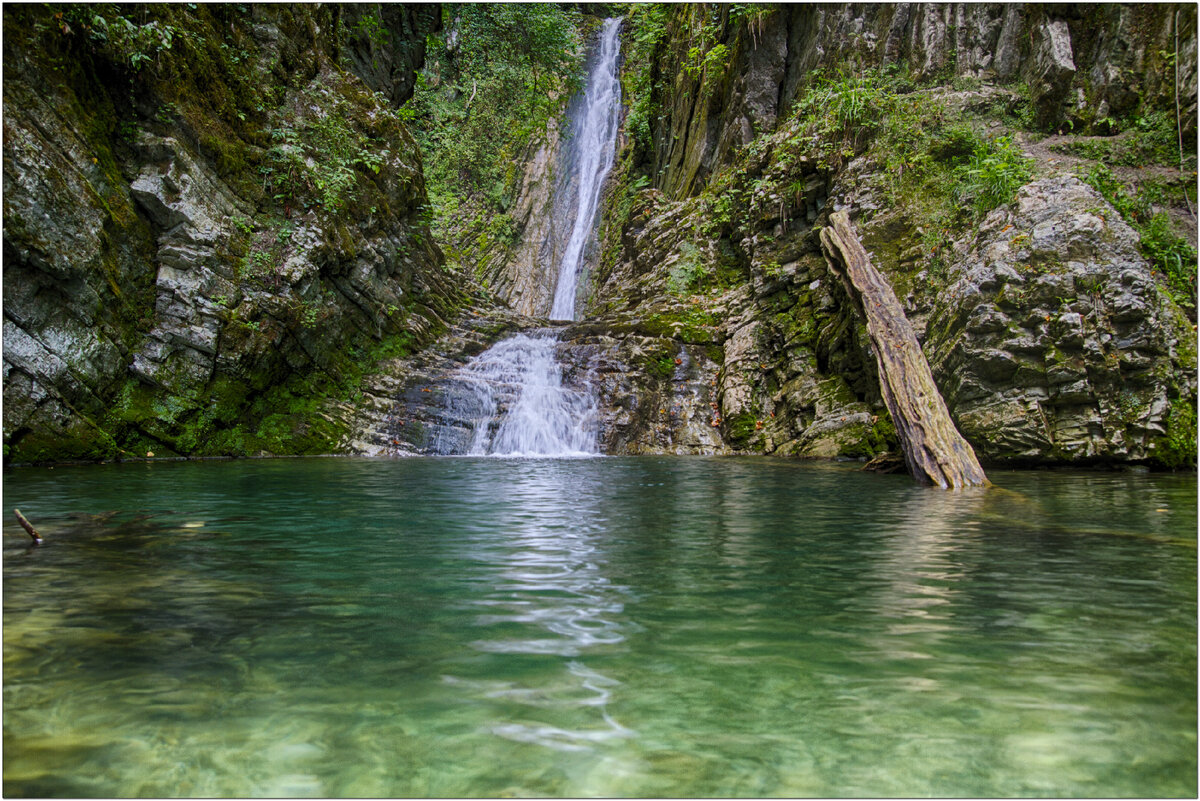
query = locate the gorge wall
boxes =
[3,4,455,462]
[4,3,1197,470]
[553,2,1196,467]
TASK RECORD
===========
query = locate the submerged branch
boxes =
[14,509,43,545]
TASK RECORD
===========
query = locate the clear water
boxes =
[3,458,1196,798]
[549,17,622,321]
[434,333,598,456]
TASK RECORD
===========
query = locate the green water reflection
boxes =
[3,457,1196,797]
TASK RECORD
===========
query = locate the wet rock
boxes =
[925,176,1196,465]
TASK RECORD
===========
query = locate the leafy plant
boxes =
[69,9,180,73]
[623,4,671,159]
[262,100,383,212]
[956,135,1033,214]
[403,4,584,245]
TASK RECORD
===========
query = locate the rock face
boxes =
[472,21,621,318]
[5,4,1196,470]
[340,4,441,107]
[644,3,1197,199]
[3,5,453,462]
[474,119,568,317]
[925,176,1194,464]
[570,3,1197,467]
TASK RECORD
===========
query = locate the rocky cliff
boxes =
[5,3,1197,470]
[3,4,454,462]
[327,3,1196,469]
[636,3,1197,199]
[547,2,1196,468]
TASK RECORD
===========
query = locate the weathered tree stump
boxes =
[820,210,989,489]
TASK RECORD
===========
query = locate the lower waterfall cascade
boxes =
[435,332,599,456]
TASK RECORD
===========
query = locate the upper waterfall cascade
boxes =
[437,19,622,456]
[550,17,623,321]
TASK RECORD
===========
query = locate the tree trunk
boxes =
[820,210,989,489]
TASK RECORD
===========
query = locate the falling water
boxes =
[439,333,598,456]
[435,20,622,456]
[550,17,623,321]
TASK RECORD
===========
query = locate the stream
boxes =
[3,457,1195,797]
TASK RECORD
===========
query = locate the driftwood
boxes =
[13,509,43,544]
[820,210,989,489]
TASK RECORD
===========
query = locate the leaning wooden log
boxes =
[13,509,43,545]
[819,210,989,489]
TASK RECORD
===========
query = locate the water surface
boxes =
[3,457,1196,797]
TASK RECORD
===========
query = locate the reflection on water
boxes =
[3,458,1196,797]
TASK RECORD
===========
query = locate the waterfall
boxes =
[436,19,622,456]
[550,17,623,321]
[438,333,598,456]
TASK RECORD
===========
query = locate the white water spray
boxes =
[550,17,623,321]
[442,333,598,456]
[437,20,622,456]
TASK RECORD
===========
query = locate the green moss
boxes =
[725,411,761,447]
[640,307,722,344]
[1157,398,1198,469]
[642,343,678,379]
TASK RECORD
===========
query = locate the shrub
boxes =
[955,135,1033,214]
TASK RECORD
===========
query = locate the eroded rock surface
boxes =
[3,5,453,462]
[925,176,1195,464]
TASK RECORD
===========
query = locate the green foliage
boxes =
[681,4,728,87]
[352,10,389,49]
[1159,399,1198,469]
[454,4,581,92]
[1054,111,1191,169]
[623,4,671,161]
[262,99,383,213]
[792,66,904,164]
[61,6,182,74]
[1081,164,1197,311]
[1140,212,1198,306]
[955,135,1033,214]
[685,41,729,86]
[405,3,584,237]
[729,3,772,42]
